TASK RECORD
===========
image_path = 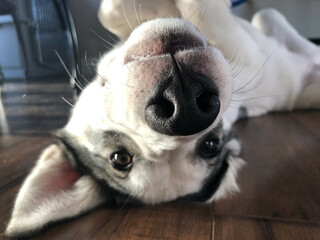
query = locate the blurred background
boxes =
[0,0,319,135]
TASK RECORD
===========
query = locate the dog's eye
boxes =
[110,151,133,171]
[199,139,219,158]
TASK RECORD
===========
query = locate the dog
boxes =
[6,0,320,237]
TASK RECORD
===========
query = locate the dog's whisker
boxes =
[121,0,134,32]
[89,28,117,48]
[90,58,106,86]
[93,67,109,87]
[88,56,109,86]
[182,5,203,30]
[54,50,76,81]
[84,55,108,87]
[120,81,134,89]
[232,55,247,78]
[196,7,206,31]
[108,33,121,44]
[233,77,264,95]
[55,50,85,91]
[61,96,74,108]
[76,64,90,84]
[133,0,141,26]
[185,5,188,19]
[84,50,95,77]
[139,3,143,24]
[231,53,242,71]
[103,131,121,147]
[228,47,239,64]
[231,94,278,102]
[233,55,272,93]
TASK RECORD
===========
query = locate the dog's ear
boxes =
[5,144,106,238]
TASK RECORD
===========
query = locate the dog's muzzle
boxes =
[124,28,221,136]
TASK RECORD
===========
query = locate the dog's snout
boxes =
[145,68,220,136]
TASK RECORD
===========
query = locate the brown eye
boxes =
[199,139,219,158]
[110,151,133,171]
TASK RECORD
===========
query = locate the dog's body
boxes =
[6,0,320,237]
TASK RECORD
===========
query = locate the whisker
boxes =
[61,96,74,107]
[228,47,239,64]
[139,3,143,24]
[121,0,134,31]
[55,50,84,90]
[182,5,203,30]
[54,50,75,79]
[196,7,206,30]
[232,55,247,78]
[83,52,108,86]
[133,0,141,25]
[91,63,109,86]
[89,28,116,48]
[84,50,94,76]
[84,54,106,86]
[108,33,121,43]
[76,64,90,84]
[233,55,272,93]
[231,53,242,71]
[231,94,277,102]
[233,76,264,95]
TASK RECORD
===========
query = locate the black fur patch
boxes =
[54,130,140,205]
[237,107,248,120]
[177,155,229,202]
[177,123,240,202]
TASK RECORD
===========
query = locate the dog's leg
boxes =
[252,9,320,109]
[99,0,179,39]
[252,9,320,63]
[175,0,262,64]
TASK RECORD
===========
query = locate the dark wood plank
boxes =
[92,203,212,240]
[215,112,320,222]
[25,203,212,240]
[214,216,320,240]
[290,111,320,137]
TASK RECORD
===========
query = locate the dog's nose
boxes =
[145,66,220,136]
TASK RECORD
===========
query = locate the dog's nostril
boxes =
[196,92,216,113]
[150,98,175,119]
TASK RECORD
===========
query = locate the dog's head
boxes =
[6,19,244,237]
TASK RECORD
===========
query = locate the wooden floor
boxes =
[0,81,320,239]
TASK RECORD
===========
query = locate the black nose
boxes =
[145,67,220,136]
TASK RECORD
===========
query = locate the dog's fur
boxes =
[6,0,320,237]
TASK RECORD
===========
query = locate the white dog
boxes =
[6,0,320,237]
